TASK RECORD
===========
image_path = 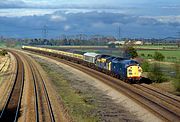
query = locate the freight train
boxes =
[22,46,142,83]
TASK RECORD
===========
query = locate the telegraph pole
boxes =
[118,25,121,40]
[177,31,180,48]
[42,25,48,39]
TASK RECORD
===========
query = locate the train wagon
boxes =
[83,52,99,63]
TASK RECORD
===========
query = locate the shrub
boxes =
[153,52,165,61]
[0,50,7,56]
[141,53,145,57]
[174,79,180,92]
[141,60,150,72]
[147,63,167,83]
[173,63,180,92]
[147,54,153,58]
[123,46,138,58]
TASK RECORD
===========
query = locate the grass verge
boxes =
[39,62,98,122]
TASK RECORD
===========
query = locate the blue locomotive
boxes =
[84,53,142,82]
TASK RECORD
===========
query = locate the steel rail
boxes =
[0,52,24,122]
[34,63,55,122]
[28,61,39,122]
[26,57,55,122]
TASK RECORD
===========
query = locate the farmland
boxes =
[138,50,180,62]
[46,45,180,62]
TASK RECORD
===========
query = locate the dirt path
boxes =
[22,50,162,122]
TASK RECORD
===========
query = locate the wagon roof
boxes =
[84,52,99,57]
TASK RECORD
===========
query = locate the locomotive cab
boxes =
[111,59,142,83]
[126,60,142,82]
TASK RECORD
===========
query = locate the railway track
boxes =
[26,56,55,122]
[134,84,180,109]
[0,56,9,73]
[0,52,24,122]
[26,50,180,121]
[0,50,56,121]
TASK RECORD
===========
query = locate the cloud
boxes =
[64,25,71,31]
[0,0,171,9]
[139,16,180,26]
[50,15,67,22]
[92,22,106,28]
[0,10,180,38]
[154,16,180,24]
[0,9,58,17]
[0,0,26,8]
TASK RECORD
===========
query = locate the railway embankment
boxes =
[26,51,162,122]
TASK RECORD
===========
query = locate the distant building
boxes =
[108,40,143,45]
[134,41,143,45]
[108,41,125,45]
[144,42,153,45]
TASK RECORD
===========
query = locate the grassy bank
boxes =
[39,62,98,122]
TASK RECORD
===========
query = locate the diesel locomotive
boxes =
[22,46,142,83]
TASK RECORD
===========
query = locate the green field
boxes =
[39,45,180,62]
[0,42,5,47]
[75,49,180,62]
[138,50,180,62]
[134,45,178,49]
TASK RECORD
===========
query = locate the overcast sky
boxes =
[0,0,180,38]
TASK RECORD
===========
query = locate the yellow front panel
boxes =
[101,58,106,62]
[108,62,111,70]
[127,66,142,77]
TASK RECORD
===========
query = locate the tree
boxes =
[148,63,167,83]
[123,46,138,58]
[173,63,180,92]
[177,41,180,48]
[141,60,150,72]
[140,53,145,57]
[0,49,7,56]
[153,51,165,61]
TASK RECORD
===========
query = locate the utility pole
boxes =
[118,25,121,41]
[177,31,180,48]
[42,25,48,39]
